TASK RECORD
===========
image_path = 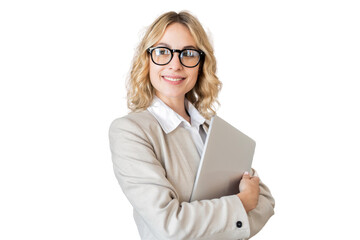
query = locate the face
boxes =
[149,23,200,104]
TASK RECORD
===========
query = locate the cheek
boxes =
[149,63,162,81]
[188,68,199,83]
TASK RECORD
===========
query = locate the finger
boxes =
[251,176,260,183]
[242,171,250,179]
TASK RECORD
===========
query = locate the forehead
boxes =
[156,22,197,48]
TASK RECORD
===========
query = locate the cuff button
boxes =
[236,221,242,228]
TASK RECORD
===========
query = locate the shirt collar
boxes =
[147,96,206,134]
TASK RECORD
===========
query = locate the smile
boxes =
[162,76,185,82]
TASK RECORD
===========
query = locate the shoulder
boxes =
[109,110,161,136]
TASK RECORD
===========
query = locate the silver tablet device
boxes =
[190,115,256,201]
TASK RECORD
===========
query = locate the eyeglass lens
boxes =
[151,47,201,67]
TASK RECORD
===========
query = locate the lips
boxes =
[162,75,185,81]
[162,75,186,85]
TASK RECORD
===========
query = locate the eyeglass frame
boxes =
[147,46,205,68]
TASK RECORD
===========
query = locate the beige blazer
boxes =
[109,110,275,240]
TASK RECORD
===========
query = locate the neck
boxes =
[156,94,190,123]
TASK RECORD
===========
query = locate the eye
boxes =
[154,48,171,56]
[182,50,198,57]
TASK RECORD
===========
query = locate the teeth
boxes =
[163,76,183,82]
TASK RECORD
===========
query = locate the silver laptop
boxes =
[189,115,256,201]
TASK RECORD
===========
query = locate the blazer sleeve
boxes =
[109,117,251,240]
[246,169,275,239]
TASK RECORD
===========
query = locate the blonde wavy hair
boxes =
[126,11,222,119]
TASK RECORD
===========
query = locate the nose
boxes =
[167,52,183,70]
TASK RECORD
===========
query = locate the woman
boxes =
[109,11,275,240]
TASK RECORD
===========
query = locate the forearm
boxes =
[115,163,251,240]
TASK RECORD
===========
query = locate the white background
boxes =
[1,0,359,239]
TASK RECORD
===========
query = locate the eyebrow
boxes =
[155,42,197,49]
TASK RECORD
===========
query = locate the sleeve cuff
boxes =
[225,195,251,239]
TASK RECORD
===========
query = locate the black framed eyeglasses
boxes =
[147,46,205,68]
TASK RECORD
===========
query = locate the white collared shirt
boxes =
[147,96,207,156]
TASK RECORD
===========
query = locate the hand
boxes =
[237,171,260,213]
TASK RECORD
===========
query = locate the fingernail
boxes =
[244,171,249,175]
